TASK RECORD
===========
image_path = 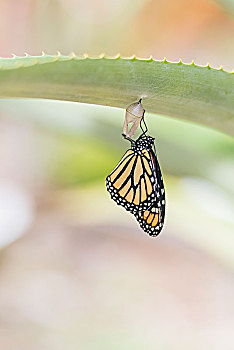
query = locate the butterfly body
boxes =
[106,134,165,236]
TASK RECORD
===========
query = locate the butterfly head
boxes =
[132,135,155,152]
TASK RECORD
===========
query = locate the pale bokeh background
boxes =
[0,1,234,349]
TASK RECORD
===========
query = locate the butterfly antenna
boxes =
[122,133,135,143]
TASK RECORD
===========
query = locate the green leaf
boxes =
[0,54,233,135]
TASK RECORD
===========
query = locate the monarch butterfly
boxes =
[106,102,165,236]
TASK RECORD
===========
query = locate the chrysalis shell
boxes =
[123,99,145,138]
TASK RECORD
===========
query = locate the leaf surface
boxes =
[0,54,233,135]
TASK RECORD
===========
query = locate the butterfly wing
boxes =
[134,149,165,236]
[106,147,158,213]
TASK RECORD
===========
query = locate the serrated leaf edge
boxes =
[0,53,232,74]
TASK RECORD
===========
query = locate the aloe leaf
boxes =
[0,54,233,136]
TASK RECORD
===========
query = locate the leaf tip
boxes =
[69,52,76,59]
[206,62,211,70]
[114,53,121,59]
[147,55,154,62]
[99,53,105,59]
[163,57,168,63]
[130,55,136,61]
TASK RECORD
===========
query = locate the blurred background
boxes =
[0,1,234,349]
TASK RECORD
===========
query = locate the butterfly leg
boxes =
[139,112,148,137]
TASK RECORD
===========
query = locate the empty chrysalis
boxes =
[122,98,145,138]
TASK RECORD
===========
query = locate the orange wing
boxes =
[134,149,165,236]
[106,147,158,214]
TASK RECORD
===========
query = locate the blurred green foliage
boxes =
[49,134,119,186]
[1,99,233,192]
